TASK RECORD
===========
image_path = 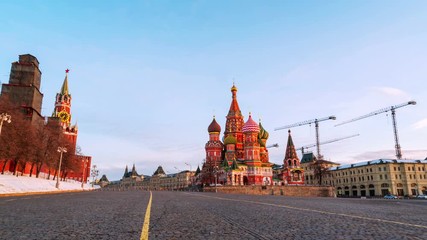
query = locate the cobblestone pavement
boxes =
[1,190,427,239]
[0,190,149,240]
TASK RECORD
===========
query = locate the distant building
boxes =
[300,152,340,185]
[328,159,427,197]
[121,164,144,183]
[98,174,109,187]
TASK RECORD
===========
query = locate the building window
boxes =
[385,174,387,180]
[412,167,415,171]
[380,175,383,180]
[398,167,400,171]
[383,167,386,171]
[379,167,381,171]
[394,167,396,171]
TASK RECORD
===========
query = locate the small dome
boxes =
[258,138,266,147]
[242,113,260,133]
[258,122,269,140]
[224,135,237,145]
[231,84,238,92]
[208,117,221,133]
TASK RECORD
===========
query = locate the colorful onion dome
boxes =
[242,113,260,133]
[208,116,221,133]
[258,121,269,140]
[258,138,266,147]
[223,135,237,145]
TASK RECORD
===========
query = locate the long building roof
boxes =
[330,159,427,171]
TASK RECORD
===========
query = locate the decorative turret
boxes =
[284,130,299,167]
[243,113,261,163]
[123,165,129,179]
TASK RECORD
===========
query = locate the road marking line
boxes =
[188,193,427,229]
[140,191,153,240]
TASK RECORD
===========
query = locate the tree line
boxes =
[0,96,81,180]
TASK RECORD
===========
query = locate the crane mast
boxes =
[297,134,360,154]
[335,101,416,159]
[275,115,336,159]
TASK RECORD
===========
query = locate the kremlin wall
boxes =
[0,54,91,183]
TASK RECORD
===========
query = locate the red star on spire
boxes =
[65,69,70,73]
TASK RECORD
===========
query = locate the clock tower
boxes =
[52,69,72,127]
[52,69,78,145]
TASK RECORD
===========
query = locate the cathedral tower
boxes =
[205,116,223,168]
[224,84,245,160]
[51,69,78,148]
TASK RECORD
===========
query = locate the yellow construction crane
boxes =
[335,100,416,159]
[275,115,336,159]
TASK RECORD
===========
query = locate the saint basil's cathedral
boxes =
[202,84,304,186]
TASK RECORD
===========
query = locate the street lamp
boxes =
[81,158,88,188]
[0,113,12,135]
[56,147,67,189]
[213,166,219,193]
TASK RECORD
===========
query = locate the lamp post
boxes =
[213,166,219,193]
[81,158,88,188]
[0,113,12,135]
[56,147,67,189]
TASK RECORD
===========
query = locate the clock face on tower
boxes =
[58,111,70,123]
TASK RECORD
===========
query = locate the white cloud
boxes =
[376,87,407,97]
[412,118,427,130]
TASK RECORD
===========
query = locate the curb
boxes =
[0,189,95,198]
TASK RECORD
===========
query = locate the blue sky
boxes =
[1,1,427,180]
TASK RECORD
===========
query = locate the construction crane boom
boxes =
[274,115,336,159]
[266,143,279,148]
[297,134,360,154]
[335,100,416,159]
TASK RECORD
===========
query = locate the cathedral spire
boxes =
[228,83,242,116]
[285,130,297,159]
[61,69,70,96]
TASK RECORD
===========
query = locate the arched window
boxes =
[411,183,417,187]
[352,185,357,189]
[288,160,292,166]
[369,184,375,188]
[360,185,366,189]
[381,183,389,188]
[397,183,403,187]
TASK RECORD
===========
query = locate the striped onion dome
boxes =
[242,113,260,133]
